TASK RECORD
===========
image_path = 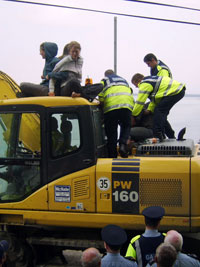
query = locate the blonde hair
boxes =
[59,41,81,59]
[68,41,81,51]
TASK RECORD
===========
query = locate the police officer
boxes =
[126,206,165,267]
[143,53,172,78]
[101,224,137,267]
[143,53,175,139]
[99,70,134,158]
[131,74,186,141]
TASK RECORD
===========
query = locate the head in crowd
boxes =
[81,247,101,267]
[143,53,158,68]
[40,43,45,58]
[155,243,177,267]
[0,240,9,265]
[164,230,183,252]
[104,69,114,77]
[131,73,144,87]
[101,224,127,253]
[39,42,58,60]
[60,41,81,60]
[142,206,165,229]
[67,41,81,60]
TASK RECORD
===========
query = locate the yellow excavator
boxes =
[0,71,199,266]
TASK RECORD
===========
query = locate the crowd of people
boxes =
[17,40,186,158]
[80,206,200,267]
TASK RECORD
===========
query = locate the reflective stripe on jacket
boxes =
[132,76,185,116]
[99,74,134,114]
[126,233,165,267]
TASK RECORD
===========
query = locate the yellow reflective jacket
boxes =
[99,74,134,114]
[151,60,172,78]
[132,76,185,116]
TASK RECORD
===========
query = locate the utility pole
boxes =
[114,16,117,74]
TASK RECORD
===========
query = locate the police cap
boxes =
[101,224,127,246]
[142,206,165,220]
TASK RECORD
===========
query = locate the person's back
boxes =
[126,206,165,266]
[148,243,177,267]
[102,252,137,267]
[174,252,200,267]
[99,72,133,113]
[101,224,137,267]
[99,69,134,158]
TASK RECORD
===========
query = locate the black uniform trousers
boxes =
[104,108,132,158]
[153,87,185,138]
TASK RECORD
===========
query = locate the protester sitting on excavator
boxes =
[48,41,83,96]
[20,42,59,97]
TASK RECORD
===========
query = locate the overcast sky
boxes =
[1,0,200,94]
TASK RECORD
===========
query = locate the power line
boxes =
[124,0,200,12]
[3,0,200,26]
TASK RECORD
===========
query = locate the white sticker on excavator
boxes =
[54,185,71,202]
[97,177,110,191]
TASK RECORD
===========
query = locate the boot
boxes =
[119,144,128,158]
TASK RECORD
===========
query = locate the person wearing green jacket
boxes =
[99,70,134,158]
[131,74,185,141]
[144,53,172,78]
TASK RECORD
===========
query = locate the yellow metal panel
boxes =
[0,209,193,231]
[0,186,48,210]
[96,159,112,213]
[96,158,190,217]
[0,75,20,100]
[191,156,200,217]
[48,166,96,212]
[19,113,40,152]
[139,157,190,216]
[0,96,97,107]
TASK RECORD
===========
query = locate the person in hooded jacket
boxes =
[19,42,59,97]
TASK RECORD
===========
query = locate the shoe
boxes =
[119,144,128,158]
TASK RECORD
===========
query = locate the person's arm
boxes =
[51,55,72,73]
[48,71,68,81]
[132,83,152,117]
[147,101,156,113]
[48,78,55,96]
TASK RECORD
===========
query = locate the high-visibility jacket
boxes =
[151,60,172,78]
[99,74,134,114]
[126,233,165,267]
[132,76,185,116]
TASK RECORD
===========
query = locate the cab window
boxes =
[50,113,81,158]
[0,112,41,202]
